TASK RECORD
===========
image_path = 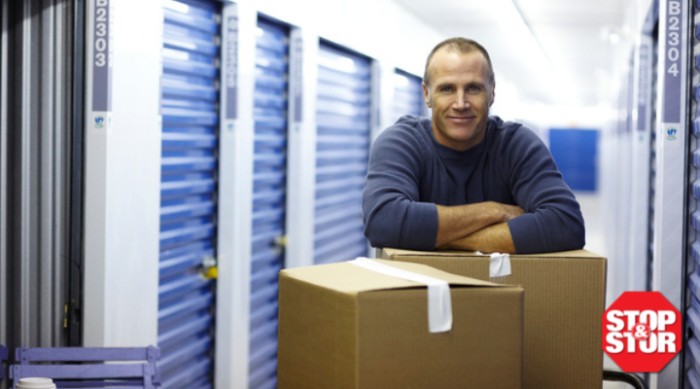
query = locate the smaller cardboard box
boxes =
[380,248,606,389]
[277,259,524,389]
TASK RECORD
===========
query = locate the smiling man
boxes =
[362,37,585,254]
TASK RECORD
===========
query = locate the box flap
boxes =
[280,259,500,294]
[381,247,605,260]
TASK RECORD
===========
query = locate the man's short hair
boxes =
[423,37,495,88]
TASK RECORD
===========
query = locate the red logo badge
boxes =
[602,291,682,372]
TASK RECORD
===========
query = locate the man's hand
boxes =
[500,203,525,221]
[434,202,524,250]
[439,223,517,253]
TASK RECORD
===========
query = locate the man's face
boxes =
[423,48,494,151]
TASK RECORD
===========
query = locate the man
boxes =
[362,37,585,254]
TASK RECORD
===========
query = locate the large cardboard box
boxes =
[380,248,607,389]
[278,259,524,389]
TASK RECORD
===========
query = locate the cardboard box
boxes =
[277,259,524,389]
[380,248,606,389]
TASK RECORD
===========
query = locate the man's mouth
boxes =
[448,116,474,122]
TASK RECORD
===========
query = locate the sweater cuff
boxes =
[507,214,545,254]
[402,202,439,250]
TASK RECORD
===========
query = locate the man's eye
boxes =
[439,86,453,93]
[467,86,482,93]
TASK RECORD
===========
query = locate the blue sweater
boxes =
[362,115,585,254]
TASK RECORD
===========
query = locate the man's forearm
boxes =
[438,222,516,253]
[435,202,523,247]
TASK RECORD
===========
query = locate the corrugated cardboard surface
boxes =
[380,248,607,389]
[278,260,524,389]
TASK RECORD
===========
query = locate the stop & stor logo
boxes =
[602,291,682,373]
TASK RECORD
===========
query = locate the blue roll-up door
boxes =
[249,16,289,389]
[688,6,700,387]
[314,42,371,264]
[393,69,424,121]
[648,35,658,293]
[549,129,599,192]
[159,1,220,387]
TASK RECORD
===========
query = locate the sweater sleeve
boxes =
[362,125,438,250]
[504,127,586,253]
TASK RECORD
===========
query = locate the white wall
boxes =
[216,3,256,388]
[83,0,162,347]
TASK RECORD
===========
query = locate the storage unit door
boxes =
[392,69,424,121]
[159,1,221,387]
[648,35,658,293]
[549,129,599,192]
[687,9,700,387]
[249,16,289,389]
[314,42,371,264]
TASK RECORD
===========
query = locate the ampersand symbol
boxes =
[634,323,649,340]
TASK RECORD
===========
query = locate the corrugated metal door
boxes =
[687,2,700,387]
[648,29,658,293]
[0,0,75,349]
[159,1,221,387]
[392,69,424,121]
[248,16,289,389]
[314,42,371,264]
[549,129,599,192]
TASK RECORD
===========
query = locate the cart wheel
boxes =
[603,369,646,389]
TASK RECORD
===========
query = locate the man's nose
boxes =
[452,92,469,109]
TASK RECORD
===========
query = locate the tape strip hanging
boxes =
[489,252,511,278]
[349,257,452,333]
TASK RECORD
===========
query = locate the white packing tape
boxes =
[349,257,452,333]
[489,252,511,278]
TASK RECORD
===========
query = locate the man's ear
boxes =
[489,84,496,107]
[422,82,431,108]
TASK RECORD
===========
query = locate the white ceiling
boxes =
[391,0,633,107]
